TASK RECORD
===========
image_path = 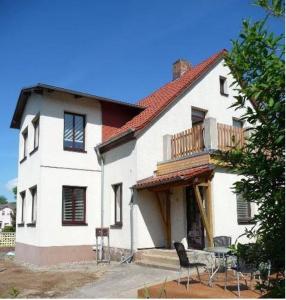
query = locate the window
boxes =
[233,118,243,128]
[32,116,40,151]
[2,210,4,215]
[237,194,252,224]
[29,186,37,225]
[112,183,122,227]
[19,191,26,225]
[64,112,85,152]
[219,76,228,96]
[21,128,28,162]
[62,186,86,225]
[191,108,206,126]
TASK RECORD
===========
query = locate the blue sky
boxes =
[0,0,283,201]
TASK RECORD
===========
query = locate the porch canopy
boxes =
[134,165,215,248]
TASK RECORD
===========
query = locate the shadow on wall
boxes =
[136,189,166,248]
[104,140,136,165]
[170,186,187,247]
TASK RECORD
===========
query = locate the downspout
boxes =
[95,145,105,259]
[121,187,135,264]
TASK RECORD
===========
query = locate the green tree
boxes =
[0,195,8,204]
[11,187,17,230]
[219,0,284,278]
[12,187,17,200]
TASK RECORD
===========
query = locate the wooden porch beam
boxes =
[194,185,212,246]
[197,182,208,187]
[155,192,166,225]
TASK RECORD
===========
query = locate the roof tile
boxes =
[104,49,227,142]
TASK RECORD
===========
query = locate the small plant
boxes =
[3,225,15,232]
[8,287,20,298]
[143,278,167,298]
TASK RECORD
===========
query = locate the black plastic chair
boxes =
[174,242,209,290]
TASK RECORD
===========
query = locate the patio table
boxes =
[204,246,232,289]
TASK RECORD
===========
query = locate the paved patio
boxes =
[65,263,179,298]
[138,271,263,298]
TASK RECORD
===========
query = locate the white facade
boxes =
[16,91,102,248]
[14,57,255,265]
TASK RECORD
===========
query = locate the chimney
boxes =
[172,59,191,80]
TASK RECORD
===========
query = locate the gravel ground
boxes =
[0,256,110,298]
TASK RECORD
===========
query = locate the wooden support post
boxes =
[194,185,212,246]
[206,180,214,247]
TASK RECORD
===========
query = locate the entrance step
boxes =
[134,249,213,271]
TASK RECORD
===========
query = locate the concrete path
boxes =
[65,263,179,298]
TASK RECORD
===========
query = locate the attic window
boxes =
[219,76,228,96]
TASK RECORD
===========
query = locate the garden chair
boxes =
[213,236,232,247]
[174,242,210,290]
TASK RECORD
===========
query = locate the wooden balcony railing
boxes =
[171,124,204,159]
[217,123,245,151]
[170,123,245,160]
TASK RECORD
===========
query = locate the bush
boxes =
[2,226,15,232]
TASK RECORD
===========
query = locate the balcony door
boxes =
[186,186,205,250]
[191,107,206,126]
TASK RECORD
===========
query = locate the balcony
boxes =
[169,121,245,160]
[158,118,246,175]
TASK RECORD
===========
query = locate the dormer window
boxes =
[219,76,228,96]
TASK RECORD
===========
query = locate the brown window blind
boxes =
[62,186,86,225]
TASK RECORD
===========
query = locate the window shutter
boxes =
[62,186,86,224]
[63,187,73,222]
[74,188,85,221]
[237,194,251,223]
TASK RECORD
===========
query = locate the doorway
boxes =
[186,186,205,250]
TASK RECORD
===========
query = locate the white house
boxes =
[11,49,256,266]
[0,204,15,230]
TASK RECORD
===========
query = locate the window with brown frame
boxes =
[21,128,28,162]
[236,194,253,224]
[28,186,37,225]
[219,76,229,96]
[62,186,86,225]
[112,183,122,227]
[32,116,40,151]
[64,112,85,152]
[232,118,243,128]
[18,191,26,225]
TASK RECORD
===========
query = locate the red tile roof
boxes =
[135,165,214,190]
[104,49,227,143]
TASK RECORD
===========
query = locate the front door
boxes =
[186,186,205,250]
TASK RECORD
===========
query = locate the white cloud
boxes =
[5,178,18,192]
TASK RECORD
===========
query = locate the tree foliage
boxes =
[0,195,8,205]
[220,0,285,273]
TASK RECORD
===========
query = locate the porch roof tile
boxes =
[134,165,214,190]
